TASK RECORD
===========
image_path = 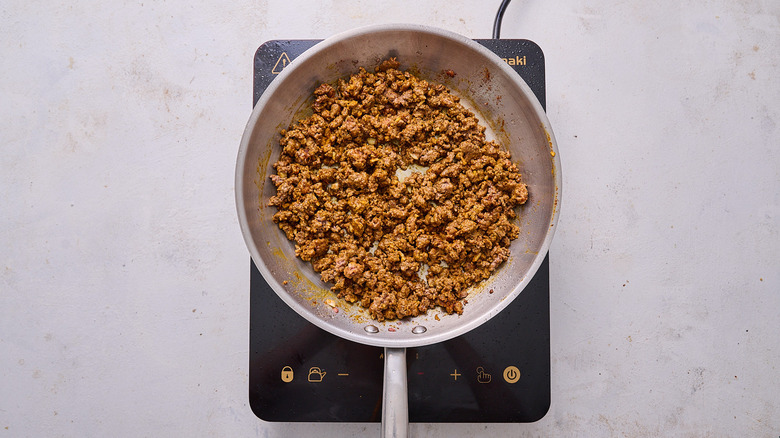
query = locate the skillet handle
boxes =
[382,347,408,438]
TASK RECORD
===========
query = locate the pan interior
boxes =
[236,24,560,348]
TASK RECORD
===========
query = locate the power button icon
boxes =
[503,366,521,383]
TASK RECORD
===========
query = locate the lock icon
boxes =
[281,366,294,383]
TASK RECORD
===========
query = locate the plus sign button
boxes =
[503,366,521,383]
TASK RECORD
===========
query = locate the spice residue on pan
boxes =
[267,58,529,322]
[544,128,556,157]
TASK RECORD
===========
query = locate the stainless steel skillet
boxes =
[236,24,561,437]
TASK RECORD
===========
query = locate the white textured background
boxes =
[1,1,778,436]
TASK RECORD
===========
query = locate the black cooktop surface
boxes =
[249,39,550,423]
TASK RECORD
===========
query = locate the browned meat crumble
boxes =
[268,58,528,321]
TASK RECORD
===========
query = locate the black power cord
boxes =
[492,0,512,39]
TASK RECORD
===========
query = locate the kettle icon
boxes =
[281,366,294,383]
[308,367,326,382]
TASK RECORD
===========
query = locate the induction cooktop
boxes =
[248,38,550,423]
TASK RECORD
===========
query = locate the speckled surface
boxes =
[1,1,778,436]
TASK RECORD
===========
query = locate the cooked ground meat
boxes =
[268,58,528,322]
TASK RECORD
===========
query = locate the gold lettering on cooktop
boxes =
[501,55,527,66]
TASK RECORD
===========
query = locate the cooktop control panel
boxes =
[249,39,551,423]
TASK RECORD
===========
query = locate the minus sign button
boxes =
[338,373,349,376]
